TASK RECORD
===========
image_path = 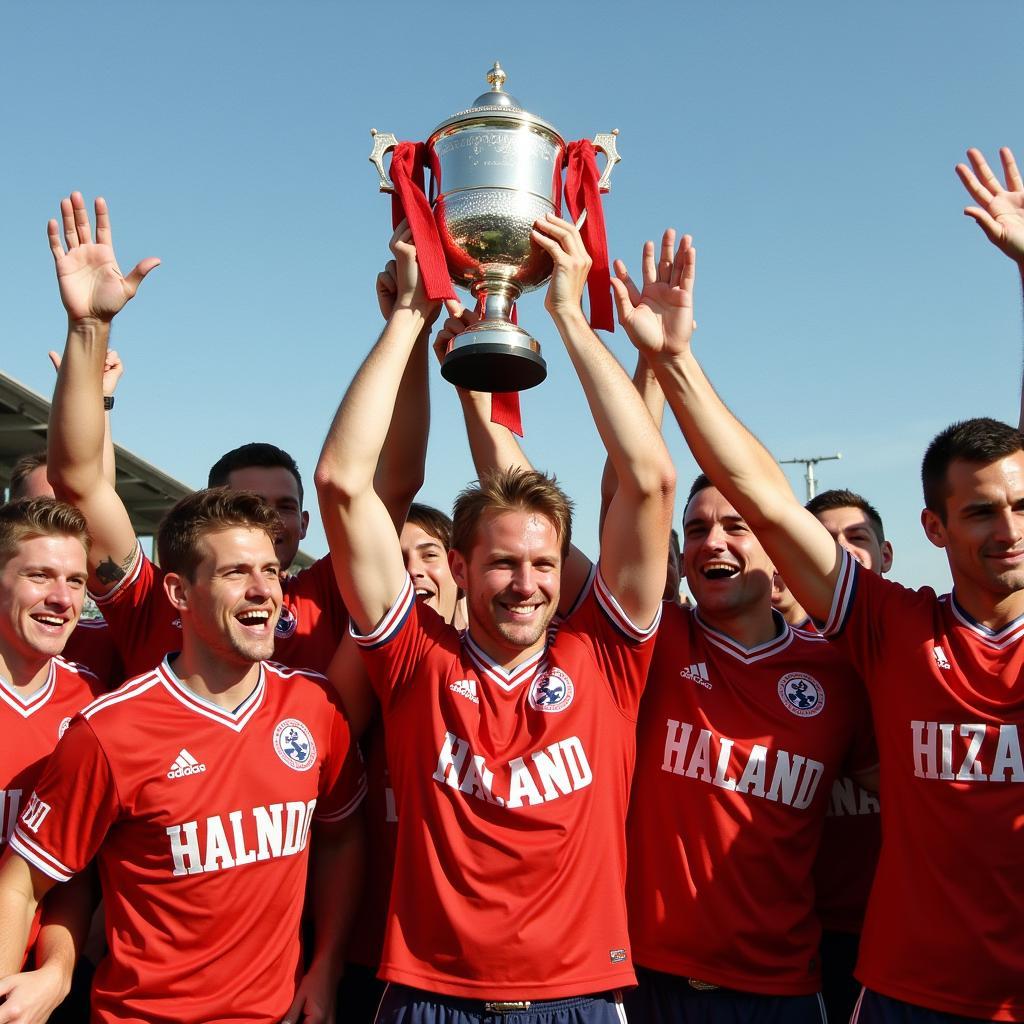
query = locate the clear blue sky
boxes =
[3,0,1023,593]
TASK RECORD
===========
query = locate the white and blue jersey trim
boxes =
[350,574,416,651]
[593,570,661,643]
[948,592,1024,649]
[821,548,860,638]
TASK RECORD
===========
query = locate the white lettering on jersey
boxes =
[20,793,51,834]
[827,776,880,817]
[661,719,825,810]
[432,731,593,808]
[166,800,316,877]
[0,789,22,843]
[911,721,1024,782]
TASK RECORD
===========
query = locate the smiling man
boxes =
[621,145,1024,1024]
[0,498,103,1023]
[607,233,876,1022]
[315,217,674,1023]
[0,489,366,1024]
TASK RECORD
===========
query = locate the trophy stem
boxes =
[473,280,521,325]
[441,279,546,393]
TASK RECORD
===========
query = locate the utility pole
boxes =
[779,453,842,502]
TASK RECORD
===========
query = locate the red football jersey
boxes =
[346,718,396,969]
[822,549,1024,1021]
[796,622,882,934]
[354,571,659,999]
[813,773,881,933]
[10,658,366,1024]
[92,543,347,677]
[627,602,876,995]
[62,617,124,686]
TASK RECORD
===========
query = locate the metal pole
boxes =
[779,454,842,503]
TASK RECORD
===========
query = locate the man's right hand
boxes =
[611,229,696,360]
[956,147,1024,265]
[48,192,159,324]
[386,220,441,323]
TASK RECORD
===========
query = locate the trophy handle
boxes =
[369,129,399,193]
[591,130,621,193]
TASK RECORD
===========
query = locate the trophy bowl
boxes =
[370,63,619,393]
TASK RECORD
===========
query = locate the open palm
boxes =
[612,229,696,358]
[49,192,159,322]
[956,147,1024,263]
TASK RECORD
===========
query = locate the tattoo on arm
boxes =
[95,550,135,586]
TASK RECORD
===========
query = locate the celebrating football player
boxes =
[315,215,675,1023]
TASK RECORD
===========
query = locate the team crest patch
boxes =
[273,718,317,771]
[58,717,72,739]
[275,604,297,639]
[609,948,628,964]
[777,672,825,717]
[528,667,574,713]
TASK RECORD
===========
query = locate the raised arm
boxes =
[612,230,840,622]
[314,224,439,634]
[372,259,438,528]
[955,146,1024,431]
[45,193,159,594]
[432,305,594,613]
[49,346,124,489]
[531,215,676,628]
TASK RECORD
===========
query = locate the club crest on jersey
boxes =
[58,717,72,739]
[528,667,574,713]
[777,672,825,717]
[274,718,316,771]
[275,604,297,639]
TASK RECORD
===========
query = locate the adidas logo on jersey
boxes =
[167,749,207,779]
[450,679,479,704]
[933,646,951,670]
[680,662,711,688]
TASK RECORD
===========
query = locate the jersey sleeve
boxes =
[350,575,449,714]
[89,542,174,675]
[819,548,915,686]
[314,695,368,824]
[8,718,120,883]
[291,555,346,619]
[562,569,661,719]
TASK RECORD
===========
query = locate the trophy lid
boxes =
[430,62,562,141]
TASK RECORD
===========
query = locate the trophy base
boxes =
[440,324,547,392]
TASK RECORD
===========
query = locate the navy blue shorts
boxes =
[625,966,826,1024]
[373,983,628,1023]
[852,988,996,1024]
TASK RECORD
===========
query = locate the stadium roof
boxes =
[0,370,315,568]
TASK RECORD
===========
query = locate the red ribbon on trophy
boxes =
[387,142,456,303]
[380,134,619,437]
[564,140,614,333]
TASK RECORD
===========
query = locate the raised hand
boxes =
[956,147,1024,264]
[48,192,159,324]
[387,220,441,321]
[611,229,696,359]
[49,347,124,397]
[532,213,592,320]
[431,300,480,364]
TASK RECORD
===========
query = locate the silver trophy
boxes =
[369,62,620,392]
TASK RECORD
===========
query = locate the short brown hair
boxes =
[406,503,454,550]
[8,452,48,501]
[157,488,283,580]
[452,468,573,559]
[921,418,1024,522]
[0,497,90,568]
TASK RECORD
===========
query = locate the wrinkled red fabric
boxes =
[388,142,455,302]
[564,140,614,332]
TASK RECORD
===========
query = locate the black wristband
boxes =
[103,396,115,411]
